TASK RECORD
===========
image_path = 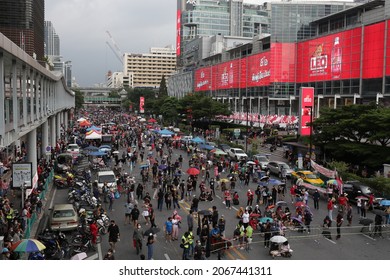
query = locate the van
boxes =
[97,170,117,191]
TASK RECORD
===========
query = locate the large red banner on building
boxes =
[363,22,385,79]
[211,59,241,90]
[194,66,212,91]
[299,87,314,136]
[246,52,271,87]
[176,10,181,56]
[271,43,296,83]
[296,28,362,82]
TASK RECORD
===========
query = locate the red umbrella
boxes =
[186,167,200,176]
[295,201,306,208]
[148,118,157,123]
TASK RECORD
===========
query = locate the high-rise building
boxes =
[0,0,45,62]
[44,21,60,58]
[176,0,270,66]
[123,47,176,88]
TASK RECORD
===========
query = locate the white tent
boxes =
[85,131,102,140]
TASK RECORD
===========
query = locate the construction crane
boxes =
[106,30,124,64]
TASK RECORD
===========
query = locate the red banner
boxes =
[363,22,385,79]
[296,28,362,82]
[176,10,181,56]
[271,43,296,83]
[299,87,314,136]
[212,59,241,90]
[139,96,144,114]
[246,52,271,87]
[194,67,212,91]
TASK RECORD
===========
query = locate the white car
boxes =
[267,161,294,178]
[252,154,270,170]
[97,170,117,191]
[66,144,80,156]
[227,148,248,161]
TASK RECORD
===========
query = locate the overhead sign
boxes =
[139,96,145,114]
[299,87,314,136]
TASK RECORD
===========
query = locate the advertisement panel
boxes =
[212,59,241,90]
[194,67,212,92]
[12,162,32,188]
[299,87,314,136]
[271,43,296,83]
[296,28,362,82]
[363,22,385,79]
[386,20,390,76]
[176,10,181,56]
[246,52,271,87]
[139,96,145,114]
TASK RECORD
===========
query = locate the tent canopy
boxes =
[85,131,102,140]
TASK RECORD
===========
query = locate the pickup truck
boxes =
[227,148,248,161]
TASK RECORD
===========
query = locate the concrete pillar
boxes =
[27,128,37,183]
[0,53,5,138]
[51,115,56,148]
[22,66,27,127]
[64,111,68,131]
[12,60,18,132]
[42,121,49,157]
[30,70,35,123]
[56,113,61,140]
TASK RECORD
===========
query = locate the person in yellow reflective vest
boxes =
[187,230,194,256]
[181,231,190,260]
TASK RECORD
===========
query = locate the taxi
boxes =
[291,170,324,187]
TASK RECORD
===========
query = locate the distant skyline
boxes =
[45,0,355,87]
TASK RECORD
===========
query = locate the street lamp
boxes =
[334,94,341,109]
[376,92,384,105]
[353,93,361,105]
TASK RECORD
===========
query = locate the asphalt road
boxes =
[49,143,390,260]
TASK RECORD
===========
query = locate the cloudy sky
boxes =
[45,0,353,87]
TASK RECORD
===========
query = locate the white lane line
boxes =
[232,206,238,211]
[164,253,171,260]
[85,253,98,260]
[216,195,221,199]
[324,237,336,244]
[363,234,376,241]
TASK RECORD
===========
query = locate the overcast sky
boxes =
[45,0,354,87]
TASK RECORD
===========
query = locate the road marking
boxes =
[363,234,376,241]
[324,237,336,244]
[232,206,238,211]
[164,253,171,260]
[231,246,248,260]
[216,195,221,199]
[85,253,98,260]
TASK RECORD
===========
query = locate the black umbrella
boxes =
[198,209,212,216]
[359,218,373,226]
[372,209,386,216]
[143,227,160,237]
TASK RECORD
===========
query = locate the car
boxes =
[227,148,248,161]
[267,161,294,178]
[66,143,80,156]
[291,170,325,186]
[252,154,270,170]
[49,204,79,231]
[97,170,117,191]
[217,144,231,152]
[343,180,383,207]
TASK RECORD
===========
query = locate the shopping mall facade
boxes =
[168,0,389,120]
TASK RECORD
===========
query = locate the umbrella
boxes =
[139,118,146,122]
[270,235,287,244]
[191,137,205,144]
[89,151,107,156]
[139,163,149,169]
[148,118,157,123]
[372,209,386,216]
[258,217,273,223]
[210,149,227,156]
[83,145,99,151]
[198,209,212,216]
[143,227,160,236]
[246,161,256,165]
[380,200,390,206]
[249,213,261,218]
[220,178,230,183]
[327,179,338,185]
[70,252,87,260]
[295,201,306,208]
[186,167,200,176]
[198,144,214,150]
[112,151,120,154]
[276,201,288,207]
[359,218,373,226]
[10,239,46,253]
[260,176,270,181]
[158,164,168,170]
[355,196,369,200]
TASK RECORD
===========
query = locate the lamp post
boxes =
[376,92,384,105]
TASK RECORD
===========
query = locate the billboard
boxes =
[271,43,296,83]
[296,28,362,82]
[176,10,181,56]
[12,162,32,188]
[363,22,385,79]
[139,96,145,114]
[246,52,271,87]
[299,87,314,136]
[212,59,241,90]
[194,67,212,92]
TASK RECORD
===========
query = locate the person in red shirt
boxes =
[89,219,99,248]
[368,194,375,210]
[327,198,334,221]
[338,194,348,213]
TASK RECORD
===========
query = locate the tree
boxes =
[158,75,168,97]
[73,89,84,109]
[312,104,390,173]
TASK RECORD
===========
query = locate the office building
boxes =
[0,0,45,62]
[123,47,176,88]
